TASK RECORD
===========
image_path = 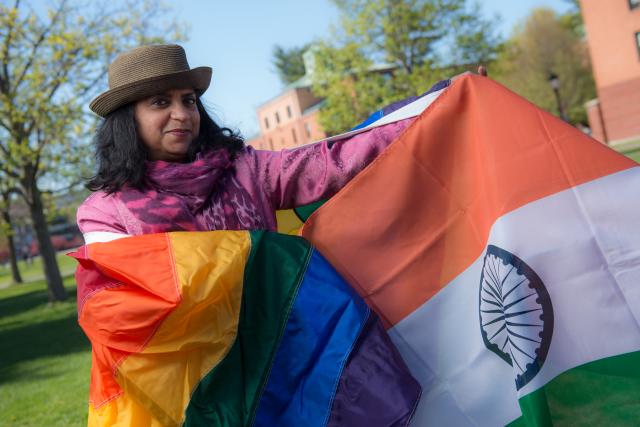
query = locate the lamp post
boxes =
[548,73,569,122]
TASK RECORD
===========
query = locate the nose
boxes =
[170,103,190,121]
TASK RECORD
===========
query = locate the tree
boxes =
[559,0,584,37]
[0,189,23,284]
[0,0,185,301]
[492,8,595,125]
[272,44,311,85]
[311,0,499,135]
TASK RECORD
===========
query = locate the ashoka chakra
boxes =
[479,245,553,390]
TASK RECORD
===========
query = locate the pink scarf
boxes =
[114,149,264,233]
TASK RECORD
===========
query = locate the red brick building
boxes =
[246,74,326,150]
[580,0,640,144]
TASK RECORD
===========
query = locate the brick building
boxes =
[580,0,640,144]
[246,74,327,150]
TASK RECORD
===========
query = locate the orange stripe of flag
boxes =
[77,233,181,406]
[302,75,635,328]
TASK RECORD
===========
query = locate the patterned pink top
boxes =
[76,119,413,237]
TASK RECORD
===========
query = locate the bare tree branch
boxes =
[0,157,20,179]
[75,68,108,100]
[48,178,86,195]
[0,117,16,137]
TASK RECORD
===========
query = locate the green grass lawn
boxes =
[623,148,640,163]
[0,275,90,426]
[614,139,640,163]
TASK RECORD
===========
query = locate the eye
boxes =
[183,96,197,106]
[151,97,169,107]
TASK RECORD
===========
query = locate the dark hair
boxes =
[86,99,244,194]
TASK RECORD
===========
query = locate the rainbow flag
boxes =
[302,75,640,425]
[71,231,420,426]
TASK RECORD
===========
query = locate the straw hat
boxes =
[90,44,212,117]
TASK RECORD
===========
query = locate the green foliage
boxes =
[0,0,187,198]
[559,0,584,37]
[0,0,186,300]
[272,44,311,85]
[312,42,390,135]
[491,8,595,125]
[311,0,499,135]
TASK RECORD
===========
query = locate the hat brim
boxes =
[89,67,212,117]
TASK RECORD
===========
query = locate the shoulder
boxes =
[78,191,117,214]
[235,144,261,160]
[76,191,125,234]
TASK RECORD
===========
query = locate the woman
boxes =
[77,44,424,242]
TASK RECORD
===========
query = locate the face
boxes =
[134,88,200,162]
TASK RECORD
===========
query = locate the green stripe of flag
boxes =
[508,350,640,427]
[294,199,326,222]
[183,231,312,426]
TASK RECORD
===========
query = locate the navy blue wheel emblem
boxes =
[479,245,553,390]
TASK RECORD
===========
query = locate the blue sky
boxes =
[28,0,574,137]
[173,0,573,138]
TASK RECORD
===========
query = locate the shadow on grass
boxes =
[0,273,76,320]
[0,288,90,384]
[0,315,90,384]
[0,289,56,321]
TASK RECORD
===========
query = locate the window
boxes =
[264,117,269,129]
[286,105,292,118]
[275,112,281,124]
[304,122,311,137]
[630,0,639,10]
[291,128,297,144]
[636,32,640,59]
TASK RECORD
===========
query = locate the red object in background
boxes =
[27,233,84,257]
[0,221,83,263]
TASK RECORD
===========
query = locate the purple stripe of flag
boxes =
[327,312,422,427]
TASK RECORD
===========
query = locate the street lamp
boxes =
[548,73,569,122]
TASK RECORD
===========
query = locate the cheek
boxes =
[141,117,165,143]
[134,108,163,147]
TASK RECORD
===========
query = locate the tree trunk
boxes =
[27,180,66,301]
[1,210,23,284]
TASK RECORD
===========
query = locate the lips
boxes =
[167,129,191,137]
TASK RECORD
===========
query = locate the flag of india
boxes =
[302,75,640,426]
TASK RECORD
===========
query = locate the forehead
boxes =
[151,88,197,97]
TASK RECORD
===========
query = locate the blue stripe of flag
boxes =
[252,249,369,427]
